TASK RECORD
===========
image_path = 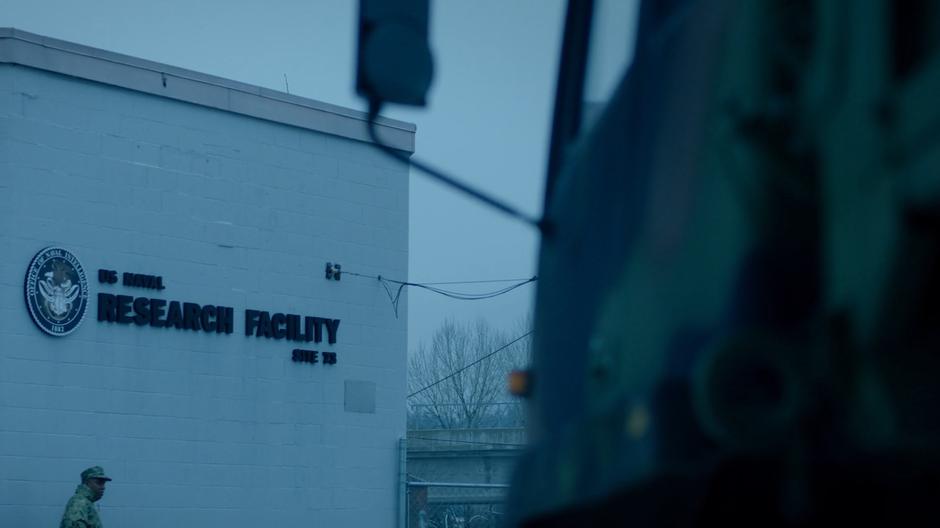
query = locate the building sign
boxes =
[24,247,90,336]
[25,248,340,365]
[97,293,236,333]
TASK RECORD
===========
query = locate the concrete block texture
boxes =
[344,380,378,414]
[0,59,408,528]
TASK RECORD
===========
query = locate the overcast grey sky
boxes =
[3,0,565,351]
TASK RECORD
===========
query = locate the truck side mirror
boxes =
[356,0,434,107]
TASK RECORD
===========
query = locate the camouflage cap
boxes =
[80,466,112,482]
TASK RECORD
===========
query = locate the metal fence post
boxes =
[399,437,408,528]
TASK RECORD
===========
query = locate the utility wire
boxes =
[344,271,537,296]
[345,271,537,317]
[408,330,533,399]
[413,279,536,300]
[366,101,551,235]
[418,278,537,286]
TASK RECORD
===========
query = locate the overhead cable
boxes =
[345,271,537,317]
[407,330,533,399]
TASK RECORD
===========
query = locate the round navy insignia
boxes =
[24,247,89,336]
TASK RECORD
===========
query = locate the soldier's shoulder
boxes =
[65,491,92,506]
[63,494,93,519]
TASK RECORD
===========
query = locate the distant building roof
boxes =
[0,27,415,152]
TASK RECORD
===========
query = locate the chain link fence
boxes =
[408,401,527,429]
[407,482,509,528]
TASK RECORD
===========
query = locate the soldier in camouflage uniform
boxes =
[60,466,112,528]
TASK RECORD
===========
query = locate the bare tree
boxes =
[408,318,531,429]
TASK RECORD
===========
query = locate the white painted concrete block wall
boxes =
[0,63,408,527]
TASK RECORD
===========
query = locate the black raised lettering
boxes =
[285,314,297,341]
[200,305,217,332]
[166,301,183,329]
[291,348,321,364]
[97,293,116,322]
[183,302,201,331]
[115,295,133,324]
[219,307,234,334]
[257,311,273,338]
[245,309,259,336]
[150,298,167,327]
[322,351,337,365]
[325,319,340,344]
[132,297,150,325]
[304,316,315,342]
[312,317,324,343]
[271,313,286,339]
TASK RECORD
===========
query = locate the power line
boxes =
[414,277,537,286]
[412,279,535,300]
[407,330,533,399]
[345,271,537,317]
[345,271,536,293]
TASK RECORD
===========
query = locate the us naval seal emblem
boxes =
[24,247,89,336]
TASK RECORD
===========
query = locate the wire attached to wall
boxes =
[345,271,537,317]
